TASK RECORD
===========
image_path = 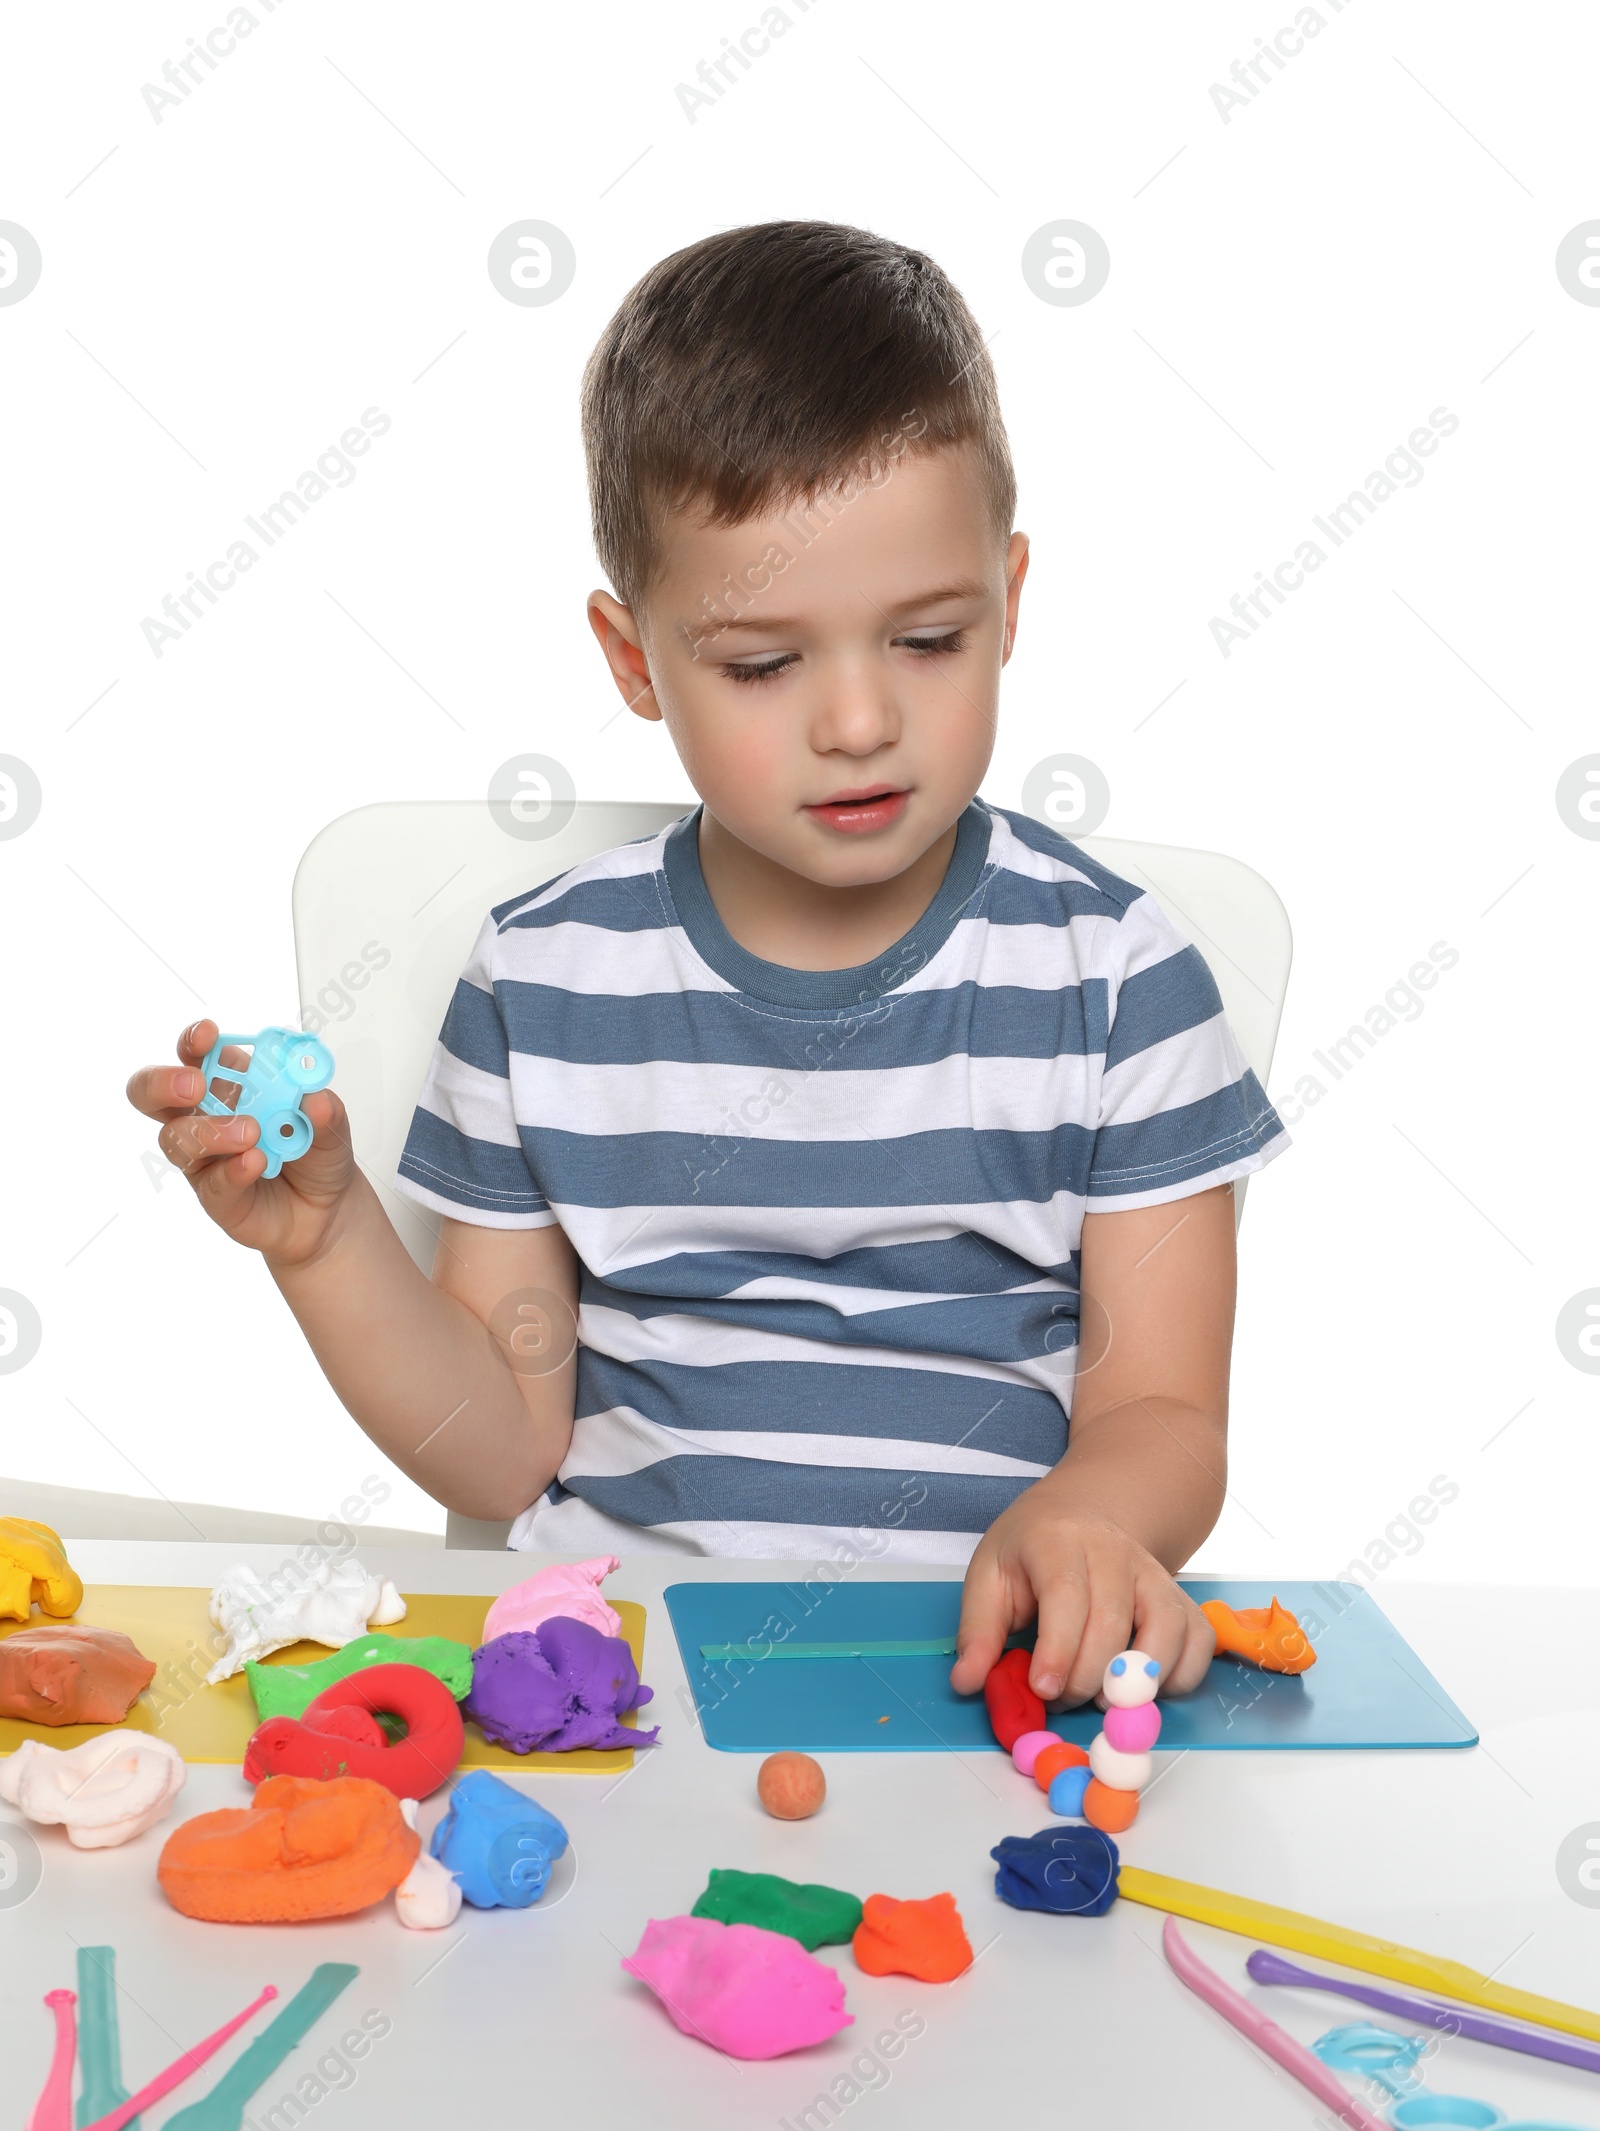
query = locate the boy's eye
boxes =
[721,653,797,686]
[718,629,967,686]
[897,628,968,657]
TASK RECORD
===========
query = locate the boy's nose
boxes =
[809,668,902,756]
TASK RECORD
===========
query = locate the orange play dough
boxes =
[1200,1596,1316,1674]
[1033,1740,1090,1793]
[1081,1777,1139,1833]
[0,1624,155,1726]
[853,1893,973,1982]
[757,1752,826,1820]
[158,1773,419,1923]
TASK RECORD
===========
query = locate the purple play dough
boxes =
[466,1615,660,1754]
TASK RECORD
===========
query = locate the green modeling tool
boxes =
[76,1947,134,2131]
[160,1963,357,2131]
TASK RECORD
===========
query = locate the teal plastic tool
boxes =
[161,1964,356,2131]
[75,1948,133,2131]
[197,1028,334,1178]
[664,1578,1479,1754]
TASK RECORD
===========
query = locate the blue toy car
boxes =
[197,1026,335,1178]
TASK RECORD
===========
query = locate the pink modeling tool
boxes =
[79,1985,279,2131]
[26,1989,77,2131]
[1162,1916,1391,2131]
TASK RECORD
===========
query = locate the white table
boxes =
[5,1545,1598,2129]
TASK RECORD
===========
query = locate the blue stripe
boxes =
[398,1108,547,1214]
[979,864,1136,929]
[550,1456,1039,1534]
[436,975,507,1077]
[525,1121,1096,1209]
[618,1234,1079,1297]
[1104,947,1224,1069]
[991,808,1144,907]
[498,873,675,936]
[575,1352,1067,1464]
[1089,1073,1285,1193]
[496,979,1110,1067]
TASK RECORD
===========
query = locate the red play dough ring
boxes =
[243,1662,464,1800]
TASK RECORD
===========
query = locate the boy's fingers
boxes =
[1163,1602,1218,1696]
[1059,1581,1138,1707]
[1029,1568,1092,1704]
[158,1110,259,1177]
[950,1554,1013,1694]
[177,1019,217,1067]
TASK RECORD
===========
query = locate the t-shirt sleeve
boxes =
[1084,887,1290,1212]
[393,909,557,1229]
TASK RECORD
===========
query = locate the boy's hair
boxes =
[581,220,1015,617]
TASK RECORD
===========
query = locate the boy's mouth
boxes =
[803,786,910,834]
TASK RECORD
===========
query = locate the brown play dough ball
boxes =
[758,1751,825,1820]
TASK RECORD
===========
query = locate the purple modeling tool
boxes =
[1247,1949,1600,2079]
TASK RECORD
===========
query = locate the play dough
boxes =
[1010,1728,1058,1776]
[691,1868,863,1950]
[481,1555,624,1642]
[244,1662,464,1800]
[622,1915,853,2059]
[991,1826,1121,1916]
[396,1798,462,1930]
[0,1517,83,1622]
[245,1631,473,1721]
[205,1558,407,1684]
[1034,1740,1089,1793]
[428,1769,569,1909]
[158,1773,418,1923]
[0,1730,185,1847]
[757,1751,825,1819]
[852,1893,973,1981]
[1200,1596,1317,1674]
[983,1646,1044,1750]
[0,1624,155,1726]
[465,1618,658,1754]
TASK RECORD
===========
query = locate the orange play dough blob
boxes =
[0,1624,155,1726]
[158,1773,419,1923]
[757,1752,826,1820]
[1033,1740,1090,1793]
[1200,1596,1316,1674]
[853,1893,973,1982]
[1081,1777,1139,1833]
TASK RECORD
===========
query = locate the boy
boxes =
[129,221,1288,1709]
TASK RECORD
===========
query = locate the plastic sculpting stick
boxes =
[1161,1918,1390,2131]
[698,1638,957,1660]
[27,1990,77,2131]
[75,1948,132,2131]
[1122,1867,1600,2045]
[1247,1949,1600,2078]
[160,1965,356,2131]
[80,1986,278,2131]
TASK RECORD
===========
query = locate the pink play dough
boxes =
[1010,1729,1059,1776]
[482,1556,624,1642]
[1103,1702,1162,1753]
[621,1915,853,2059]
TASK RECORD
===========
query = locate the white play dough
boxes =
[205,1557,408,1683]
[1088,1732,1152,1793]
[396,1797,463,1930]
[1101,1649,1162,1709]
[0,1730,186,1848]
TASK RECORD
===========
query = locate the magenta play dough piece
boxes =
[621,1915,853,2059]
[1103,1702,1161,1753]
[1010,1729,1059,1776]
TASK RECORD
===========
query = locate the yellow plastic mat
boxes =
[0,1587,647,1770]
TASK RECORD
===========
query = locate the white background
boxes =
[3,2,1594,1577]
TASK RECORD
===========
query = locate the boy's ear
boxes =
[587,591,661,723]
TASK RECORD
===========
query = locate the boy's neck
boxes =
[696,807,963,973]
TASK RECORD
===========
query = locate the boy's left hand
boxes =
[949,1486,1216,1708]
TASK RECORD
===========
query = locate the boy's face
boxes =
[589,442,1028,889]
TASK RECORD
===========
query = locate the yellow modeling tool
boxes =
[1119,1867,1600,2046]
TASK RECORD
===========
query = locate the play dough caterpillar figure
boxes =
[1080,1649,1163,1833]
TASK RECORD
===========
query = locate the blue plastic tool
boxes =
[197,1028,334,1178]
[663,1579,1479,1754]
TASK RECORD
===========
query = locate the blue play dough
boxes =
[991,1825,1120,1916]
[1047,1764,1093,1817]
[429,1769,570,1909]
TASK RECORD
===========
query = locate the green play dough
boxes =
[691,1868,863,1950]
[244,1632,475,1720]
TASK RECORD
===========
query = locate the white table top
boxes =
[5,1544,1598,2129]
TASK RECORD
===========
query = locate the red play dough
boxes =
[1082,1777,1139,1833]
[242,1662,464,1800]
[852,1893,973,1982]
[1033,1739,1090,1793]
[982,1648,1044,1751]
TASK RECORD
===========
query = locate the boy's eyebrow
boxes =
[694,578,992,635]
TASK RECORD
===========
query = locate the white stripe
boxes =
[723,1274,1068,1316]
[559,1195,1087,1273]
[556,1405,1050,1484]
[500,920,738,996]
[414,1053,525,1148]
[1099,1013,1249,1123]
[509,1492,981,1565]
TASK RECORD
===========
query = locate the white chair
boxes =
[292,802,1292,1547]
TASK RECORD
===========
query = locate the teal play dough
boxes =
[244,1633,474,1721]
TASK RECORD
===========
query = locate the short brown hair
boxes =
[581,220,1015,616]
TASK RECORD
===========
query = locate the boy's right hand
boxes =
[126,1019,356,1269]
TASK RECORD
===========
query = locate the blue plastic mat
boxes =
[663,1578,1477,1753]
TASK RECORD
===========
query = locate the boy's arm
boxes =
[949,1180,1235,1707]
[129,1019,577,1523]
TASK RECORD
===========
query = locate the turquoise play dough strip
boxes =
[699,1638,958,1660]
[76,1946,134,2131]
[161,1964,357,2131]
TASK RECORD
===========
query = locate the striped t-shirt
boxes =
[394,799,1289,1562]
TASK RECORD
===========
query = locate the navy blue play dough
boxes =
[991,1825,1121,1916]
